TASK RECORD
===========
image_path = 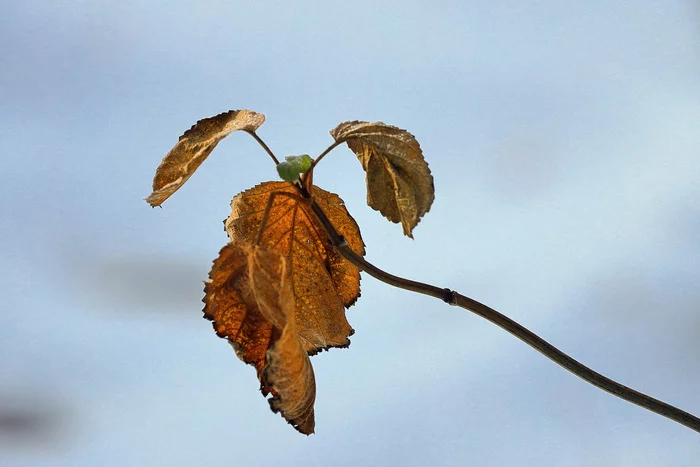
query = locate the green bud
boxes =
[276,154,314,182]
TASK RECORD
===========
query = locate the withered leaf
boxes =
[204,243,271,380]
[264,302,316,434]
[225,181,365,354]
[146,110,265,206]
[204,242,316,434]
[330,121,434,238]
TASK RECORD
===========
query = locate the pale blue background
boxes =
[2,1,699,466]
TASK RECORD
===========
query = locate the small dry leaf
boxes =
[204,242,316,434]
[146,110,265,206]
[225,181,365,353]
[330,121,434,238]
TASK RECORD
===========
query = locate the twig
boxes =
[308,199,700,434]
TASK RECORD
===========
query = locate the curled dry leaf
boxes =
[204,243,271,380]
[225,181,365,353]
[146,110,265,206]
[330,121,434,238]
[264,307,316,434]
[203,242,316,434]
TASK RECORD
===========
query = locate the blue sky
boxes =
[1,1,699,465]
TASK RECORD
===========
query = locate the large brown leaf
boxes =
[330,121,434,238]
[224,181,365,353]
[146,110,265,206]
[203,242,316,434]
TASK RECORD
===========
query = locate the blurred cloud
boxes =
[485,127,560,198]
[65,250,206,314]
[665,198,700,251]
[587,259,700,354]
[0,391,72,452]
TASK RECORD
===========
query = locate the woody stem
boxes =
[309,199,700,434]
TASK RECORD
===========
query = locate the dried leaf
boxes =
[249,245,316,434]
[204,243,271,379]
[146,110,265,206]
[265,306,316,434]
[203,242,316,434]
[225,181,365,353]
[330,121,434,238]
[204,182,363,434]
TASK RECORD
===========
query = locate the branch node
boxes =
[442,288,457,304]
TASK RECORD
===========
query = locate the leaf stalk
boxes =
[302,138,348,186]
[246,130,280,165]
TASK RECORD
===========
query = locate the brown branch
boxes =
[309,199,700,434]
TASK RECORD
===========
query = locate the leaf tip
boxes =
[146,109,265,206]
[144,194,162,208]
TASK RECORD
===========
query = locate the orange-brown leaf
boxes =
[265,313,316,435]
[225,181,365,354]
[146,110,265,206]
[330,121,434,238]
[248,245,316,434]
[203,242,317,434]
[203,242,272,381]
